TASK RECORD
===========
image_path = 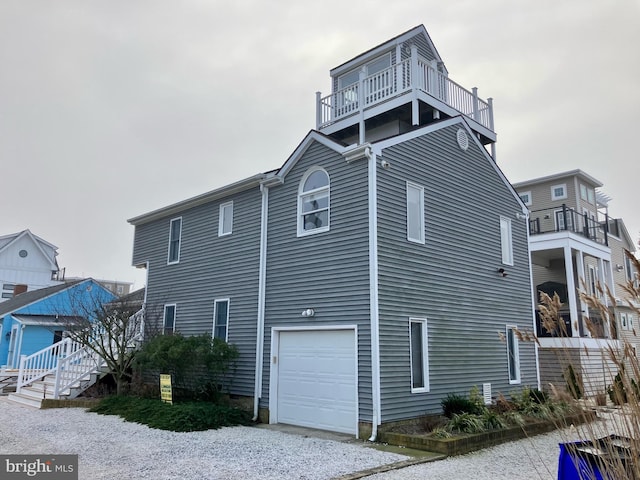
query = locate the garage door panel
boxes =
[276,329,357,434]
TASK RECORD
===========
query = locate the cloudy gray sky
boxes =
[2,1,639,289]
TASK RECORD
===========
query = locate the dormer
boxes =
[315,25,496,154]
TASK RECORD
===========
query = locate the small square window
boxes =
[551,184,567,201]
[219,202,233,236]
[519,191,532,206]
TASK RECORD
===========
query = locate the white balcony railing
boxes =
[316,50,494,132]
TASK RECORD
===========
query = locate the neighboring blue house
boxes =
[0,278,116,368]
[128,25,537,438]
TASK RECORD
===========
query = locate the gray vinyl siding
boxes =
[131,187,263,396]
[262,141,373,421]
[375,124,536,422]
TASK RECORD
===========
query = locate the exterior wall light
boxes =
[497,268,507,277]
[301,309,315,317]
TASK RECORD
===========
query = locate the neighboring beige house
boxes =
[513,170,638,396]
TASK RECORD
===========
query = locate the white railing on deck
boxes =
[317,55,493,132]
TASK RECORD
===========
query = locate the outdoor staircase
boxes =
[6,336,110,408]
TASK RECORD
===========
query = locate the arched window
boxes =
[298,168,330,236]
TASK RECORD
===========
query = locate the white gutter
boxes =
[367,147,382,441]
[253,184,269,421]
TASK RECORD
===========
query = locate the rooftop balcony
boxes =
[315,45,495,145]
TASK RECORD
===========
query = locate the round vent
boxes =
[456,129,469,151]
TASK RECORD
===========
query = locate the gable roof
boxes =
[330,25,447,77]
[0,278,87,317]
[373,116,528,213]
[0,229,59,270]
[270,130,348,183]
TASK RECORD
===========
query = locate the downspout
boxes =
[523,212,542,391]
[367,147,382,441]
[253,184,269,421]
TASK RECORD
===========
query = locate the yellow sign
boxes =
[160,374,173,405]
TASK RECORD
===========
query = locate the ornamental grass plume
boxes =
[537,249,640,479]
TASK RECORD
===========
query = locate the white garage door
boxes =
[276,329,357,434]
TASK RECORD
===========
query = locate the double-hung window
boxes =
[406,182,425,244]
[506,325,521,384]
[409,318,429,393]
[219,202,233,236]
[163,304,176,335]
[213,299,230,341]
[298,168,330,236]
[167,217,182,264]
[500,216,513,265]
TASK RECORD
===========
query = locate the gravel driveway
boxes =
[0,397,615,479]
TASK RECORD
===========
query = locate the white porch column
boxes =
[410,44,419,125]
[564,245,580,338]
[358,70,366,144]
[574,249,587,337]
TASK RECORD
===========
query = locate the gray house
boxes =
[129,25,538,438]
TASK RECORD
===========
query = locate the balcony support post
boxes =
[315,91,322,130]
[565,245,582,338]
[410,44,419,126]
[358,70,366,144]
[472,87,479,122]
[488,97,494,131]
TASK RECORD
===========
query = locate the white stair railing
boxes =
[17,329,104,399]
[16,308,145,400]
[16,337,82,393]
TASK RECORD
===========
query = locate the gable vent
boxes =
[456,129,469,151]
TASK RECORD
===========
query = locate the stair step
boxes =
[7,392,42,408]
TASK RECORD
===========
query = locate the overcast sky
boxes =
[2,1,639,289]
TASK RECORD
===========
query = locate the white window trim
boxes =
[406,182,425,244]
[213,298,230,341]
[163,304,176,334]
[551,183,567,201]
[167,217,182,265]
[297,167,330,237]
[500,216,514,266]
[506,325,521,384]
[218,201,234,237]
[409,317,430,393]
[520,191,532,207]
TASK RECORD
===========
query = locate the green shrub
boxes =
[441,393,484,418]
[447,413,486,434]
[90,395,252,432]
[481,410,507,430]
[134,334,239,401]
